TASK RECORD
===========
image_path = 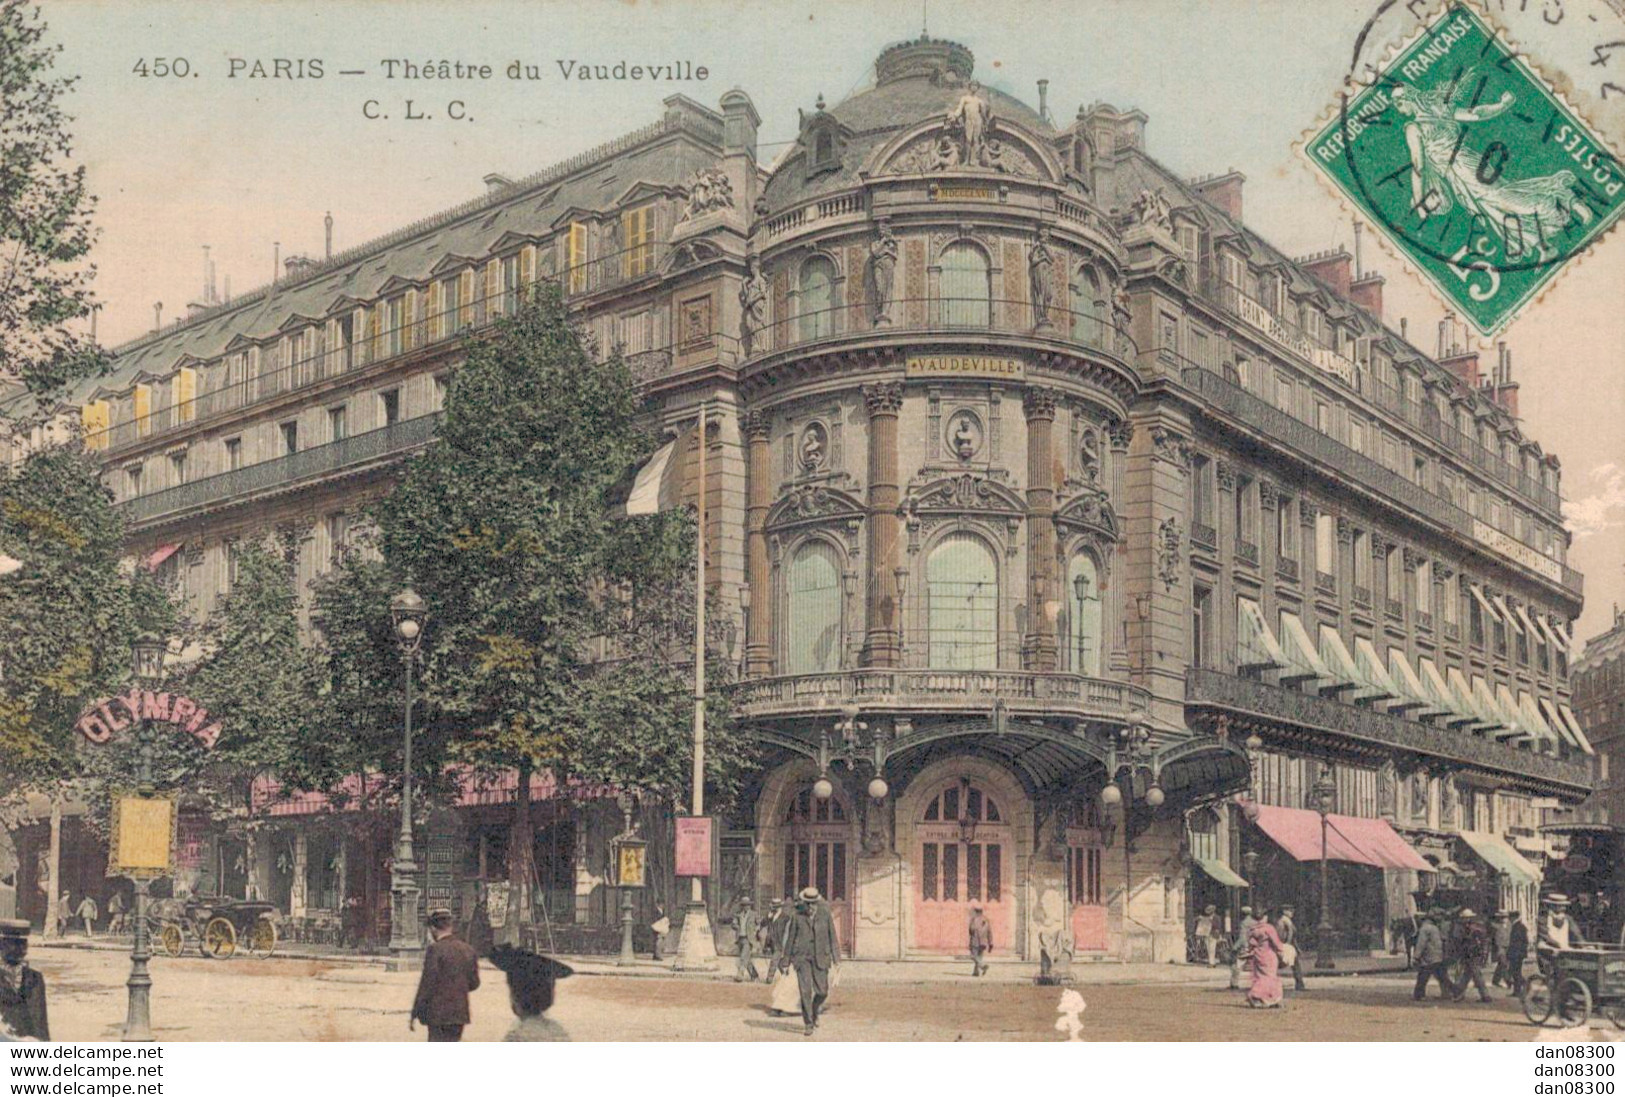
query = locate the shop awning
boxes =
[1516,690,1559,750]
[1250,803,1432,871]
[1515,605,1539,642]
[1354,637,1399,702]
[1541,697,1580,751]
[1419,658,1477,728]
[1559,703,1596,756]
[1547,617,1573,654]
[142,543,181,572]
[1195,857,1249,888]
[1280,612,1332,687]
[1455,829,1541,887]
[1536,614,1563,653]
[1447,666,1494,732]
[1470,584,1497,624]
[1317,626,1364,697]
[1472,676,1516,739]
[1492,593,1523,636]
[1387,648,1433,715]
[1496,682,1534,744]
[1238,598,1289,674]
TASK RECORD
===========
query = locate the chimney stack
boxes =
[1491,342,1520,417]
[1353,222,1364,279]
[1437,312,1481,387]
[1037,79,1052,125]
[482,174,513,195]
[1400,317,1408,340]
[153,301,163,332]
[1298,247,1352,298]
[283,254,317,281]
[324,211,334,259]
[272,241,280,285]
[1191,169,1245,222]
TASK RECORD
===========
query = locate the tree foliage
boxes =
[0,0,105,400]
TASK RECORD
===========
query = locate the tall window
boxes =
[1064,555,1102,676]
[384,296,404,357]
[225,436,242,471]
[501,254,520,313]
[1191,454,1214,530]
[1234,474,1256,544]
[1415,559,1432,616]
[327,405,347,443]
[566,222,588,295]
[1352,530,1370,589]
[926,533,997,669]
[1072,266,1106,344]
[940,244,991,327]
[798,257,836,342]
[1315,512,1335,569]
[621,204,655,280]
[1191,585,1212,668]
[1277,495,1296,560]
[786,541,842,674]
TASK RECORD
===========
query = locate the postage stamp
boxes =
[1303,3,1625,335]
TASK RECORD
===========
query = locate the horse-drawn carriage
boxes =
[150,896,278,960]
[1522,946,1625,1029]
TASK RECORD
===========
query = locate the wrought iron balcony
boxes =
[119,414,440,527]
[1191,522,1217,552]
[1315,571,1337,595]
[1386,597,1404,620]
[1276,557,1301,583]
[1234,539,1259,567]
[1185,668,1593,796]
[1353,585,1372,607]
[738,668,1151,724]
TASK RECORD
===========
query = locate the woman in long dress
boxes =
[1245,917,1286,1009]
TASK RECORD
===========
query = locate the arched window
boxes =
[1072,266,1107,345]
[784,785,847,824]
[940,244,991,328]
[926,533,998,669]
[786,541,842,674]
[921,781,1002,823]
[798,257,837,342]
[1064,554,1103,676]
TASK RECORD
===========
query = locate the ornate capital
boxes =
[1022,387,1058,422]
[1458,573,1473,595]
[862,381,904,417]
[1216,460,1236,492]
[1370,535,1390,560]
[1258,480,1279,510]
[1335,516,1353,544]
[1151,426,1191,471]
[1436,564,1455,583]
[1402,547,1423,573]
[1108,418,1134,450]
[1299,500,1319,527]
[741,410,772,442]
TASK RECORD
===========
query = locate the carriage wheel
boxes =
[158,922,184,959]
[246,917,277,958]
[201,917,237,959]
[1557,978,1593,1029]
[1603,1004,1625,1031]
[1522,977,1554,1025]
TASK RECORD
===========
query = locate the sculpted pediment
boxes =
[871,114,1058,182]
[1055,487,1119,540]
[765,483,866,529]
[905,471,1026,515]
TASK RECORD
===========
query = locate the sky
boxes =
[37,0,1625,644]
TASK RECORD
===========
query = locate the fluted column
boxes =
[861,382,904,667]
[743,410,774,677]
[1022,388,1058,671]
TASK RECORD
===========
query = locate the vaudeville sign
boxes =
[75,688,223,749]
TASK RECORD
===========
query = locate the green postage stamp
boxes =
[1304,3,1625,335]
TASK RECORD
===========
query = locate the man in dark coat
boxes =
[0,920,48,1041]
[778,888,837,1036]
[732,897,760,983]
[1506,909,1531,998]
[1450,908,1492,1003]
[411,909,481,1042]
[968,905,993,976]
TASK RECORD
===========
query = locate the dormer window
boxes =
[815,130,834,165]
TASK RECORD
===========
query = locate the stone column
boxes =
[742,410,775,677]
[861,382,904,667]
[1022,388,1058,671]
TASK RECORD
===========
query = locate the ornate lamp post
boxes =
[613,791,645,967]
[1308,764,1338,970]
[121,633,166,1042]
[388,588,427,969]
[1100,724,1162,960]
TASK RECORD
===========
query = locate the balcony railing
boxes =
[119,413,441,526]
[1196,277,1561,517]
[1191,522,1217,552]
[1180,367,1580,598]
[1316,571,1337,595]
[1386,597,1404,620]
[1186,668,1593,795]
[738,668,1151,722]
[1353,585,1372,607]
[1234,539,1259,567]
[1276,557,1301,583]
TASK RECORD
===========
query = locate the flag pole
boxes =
[675,399,717,970]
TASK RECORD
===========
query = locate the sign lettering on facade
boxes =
[1471,520,1562,582]
[931,185,995,201]
[1231,288,1357,387]
[904,354,1024,380]
[75,689,222,749]
[674,817,713,877]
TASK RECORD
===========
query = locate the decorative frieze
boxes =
[1258,480,1279,510]
[1216,460,1236,492]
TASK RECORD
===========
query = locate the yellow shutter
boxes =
[459,270,474,326]
[485,260,500,316]
[426,282,441,340]
[132,384,151,437]
[403,290,417,350]
[621,205,653,280]
[369,305,383,359]
[81,400,110,450]
[568,223,587,294]
[520,244,536,293]
[174,368,197,423]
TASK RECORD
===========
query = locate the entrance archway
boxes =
[757,762,858,955]
[911,777,1015,953]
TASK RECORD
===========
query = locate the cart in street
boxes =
[151,896,279,960]
[1522,946,1625,1028]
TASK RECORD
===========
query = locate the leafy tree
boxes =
[0,0,105,402]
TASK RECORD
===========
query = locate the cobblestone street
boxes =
[26,945,1568,1042]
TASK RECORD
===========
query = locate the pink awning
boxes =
[1250,803,1431,871]
[250,767,613,817]
[142,543,181,571]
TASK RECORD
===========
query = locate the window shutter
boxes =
[520,244,536,296]
[369,304,383,359]
[403,290,417,350]
[81,400,110,450]
[174,368,197,423]
[132,383,152,436]
[459,270,474,326]
[485,260,500,316]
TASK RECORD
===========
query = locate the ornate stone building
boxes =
[2,35,1595,959]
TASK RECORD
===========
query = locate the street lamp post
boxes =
[1310,765,1338,971]
[388,588,427,970]
[617,792,637,966]
[122,633,166,1042]
[1100,724,1162,961]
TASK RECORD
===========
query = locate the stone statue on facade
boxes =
[800,423,826,473]
[738,253,768,356]
[1112,283,1134,355]
[949,81,992,166]
[1131,188,1174,233]
[1029,231,1056,329]
[681,167,735,222]
[864,224,898,326]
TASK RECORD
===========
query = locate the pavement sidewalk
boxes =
[32,935,1414,986]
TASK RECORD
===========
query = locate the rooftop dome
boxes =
[761,35,1054,213]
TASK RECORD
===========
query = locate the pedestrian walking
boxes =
[106,892,126,936]
[1194,904,1220,966]
[1490,911,1512,987]
[1506,909,1530,997]
[1276,904,1306,992]
[55,893,69,938]
[778,888,837,1036]
[1229,905,1257,990]
[489,945,573,1041]
[808,888,842,1007]
[1450,908,1492,1003]
[968,904,993,976]
[733,896,760,983]
[1412,910,1451,1000]
[0,920,48,1041]
[1245,915,1286,1009]
[766,898,800,1017]
[650,905,670,962]
[410,908,481,1042]
[74,895,98,939]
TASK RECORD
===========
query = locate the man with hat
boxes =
[1412,909,1449,1001]
[779,888,837,1036]
[1490,910,1513,988]
[1450,909,1492,1003]
[1506,909,1531,997]
[1541,894,1575,953]
[410,908,481,1042]
[1276,904,1305,992]
[1229,905,1256,991]
[0,920,48,1040]
[968,903,993,977]
[488,945,573,1041]
[732,896,760,983]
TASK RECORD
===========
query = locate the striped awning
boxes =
[1558,703,1595,755]
[1280,612,1332,687]
[1354,637,1399,702]
[1317,626,1365,697]
[1238,598,1288,674]
[1195,857,1249,888]
[1419,659,1476,728]
[1492,594,1523,635]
